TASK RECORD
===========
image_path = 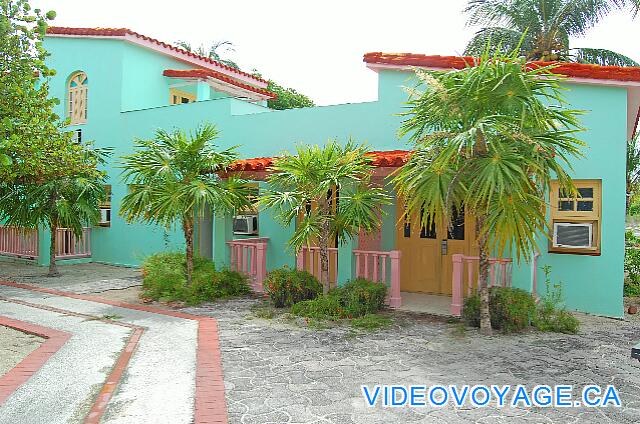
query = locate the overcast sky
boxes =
[36,0,639,105]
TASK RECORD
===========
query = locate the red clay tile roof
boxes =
[228,150,410,172]
[46,27,268,86]
[363,52,640,83]
[163,69,276,100]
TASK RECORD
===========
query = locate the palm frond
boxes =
[572,47,640,66]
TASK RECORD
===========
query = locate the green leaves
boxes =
[464,0,639,64]
[261,140,391,254]
[394,50,585,260]
[119,123,252,229]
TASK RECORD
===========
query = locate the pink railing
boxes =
[55,227,91,259]
[353,250,402,308]
[0,226,39,259]
[227,237,268,293]
[450,254,513,316]
[296,246,338,286]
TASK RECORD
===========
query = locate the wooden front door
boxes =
[396,204,478,295]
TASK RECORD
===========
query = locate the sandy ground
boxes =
[0,325,43,377]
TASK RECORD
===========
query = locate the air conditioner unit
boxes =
[99,207,111,225]
[553,222,592,249]
[233,214,258,235]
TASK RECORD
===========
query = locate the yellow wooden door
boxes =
[396,204,478,295]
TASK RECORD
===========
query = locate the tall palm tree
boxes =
[175,40,240,69]
[0,148,108,276]
[464,0,639,66]
[260,140,391,294]
[393,49,585,334]
[119,123,252,286]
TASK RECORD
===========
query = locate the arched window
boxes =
[68,72,88,124]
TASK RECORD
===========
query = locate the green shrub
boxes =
[625,231,640,296]
[142,252,250,304]
[462,287,536,333]
[339,278,387,317]
[532,266,580,334]
[291,293,344,319]
[291,278,387,320]
[263,267,323,308]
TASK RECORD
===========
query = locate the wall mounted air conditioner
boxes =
[233,214,258,235]
[552,222,592,249]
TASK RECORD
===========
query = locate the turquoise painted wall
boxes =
[42,36,628,317]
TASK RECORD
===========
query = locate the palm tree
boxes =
[464,0,639,66]
[175,40,240,69]
[627,133,640,212]
[393,49,585,335]
[0,148,108,276]
[260,140,391,294]
[119,123,252,286]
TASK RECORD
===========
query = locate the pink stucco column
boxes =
[450,254,464,316]
[388,250,402,308]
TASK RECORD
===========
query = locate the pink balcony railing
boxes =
[55,227,91,259]
[296,246,338,286]
[353,249,402,308]
[0,226,39,259]
[450,254,513,316]
[227,237,268,293]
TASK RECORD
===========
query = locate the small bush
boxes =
[292,278,387,321]
[462,287,536,333]
[339,278,387,317]
[142,252,250,304]
[532,266,580,334]
[291,293,344,320]
[263,267,323,308]
[625,231,640,296]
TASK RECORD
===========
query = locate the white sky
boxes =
[36,0,640,105]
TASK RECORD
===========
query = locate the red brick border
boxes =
[0,315,71,405]
[0,281,228,424]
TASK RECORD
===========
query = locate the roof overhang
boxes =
[46,27,268,89]
[163,69,276,102]
[365,53,640,139]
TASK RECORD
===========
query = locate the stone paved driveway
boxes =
[185,298,640,424]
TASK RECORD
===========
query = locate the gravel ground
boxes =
[0,325,43,377]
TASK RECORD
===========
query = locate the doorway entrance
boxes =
[396,204,478,295]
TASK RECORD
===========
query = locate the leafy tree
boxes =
[627,132,640,212]
[464,0,639,66]
[393,49,584,335]
[0,148,108,276]
[174,40,315,110]
[260,140,390,294]
[265,79,315,110]
[119,124,252,286]
[0,0,88,182]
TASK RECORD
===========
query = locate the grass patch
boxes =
[350,314,392,330]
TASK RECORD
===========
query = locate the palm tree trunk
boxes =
[319,221,331,294]
[476,215,492,335]
[48,224,59,277]
[183,216,195,286]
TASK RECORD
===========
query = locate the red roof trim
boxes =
[228,150,411,172]
[363,52,640,83]
[46,27,268,86]
[163,69,276,100]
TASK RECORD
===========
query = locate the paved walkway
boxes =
[0,280,227,424]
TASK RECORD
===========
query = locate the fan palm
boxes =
[260,140,391,294]
[464,0,640,66]
[0,147,108,276]
[393,48,585,334]
[119,123,252,286]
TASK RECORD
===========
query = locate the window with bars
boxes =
[68,72,88,124]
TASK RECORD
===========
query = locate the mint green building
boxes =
[11,26,636,318]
